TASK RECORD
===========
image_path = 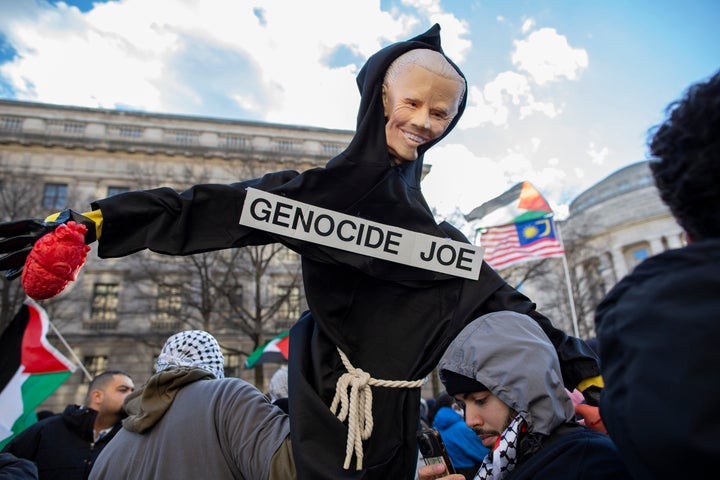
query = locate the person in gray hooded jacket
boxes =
[418,311,630,480]
[89,331,293,480]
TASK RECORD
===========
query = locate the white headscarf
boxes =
[155,330,225,379]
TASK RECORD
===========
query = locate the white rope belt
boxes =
[330,347,425,470]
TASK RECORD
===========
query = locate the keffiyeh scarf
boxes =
[155,330,225,379]
[474,414,527,480]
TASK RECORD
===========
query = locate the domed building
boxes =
[473,160,684,339]
[562,160,684,334]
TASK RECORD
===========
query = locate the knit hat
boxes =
[155,330,225,379]
[441,369,489,396]
[268,366,289,401]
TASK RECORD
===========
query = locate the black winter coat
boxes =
[2,405,120,480]
[596,239,720,480]
[511,424,632,480]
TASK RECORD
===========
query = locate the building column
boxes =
[666,233,684,249]
[649,237,665,255]
[610,248,627,280]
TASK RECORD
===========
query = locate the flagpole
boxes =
[47,320,93,381]
[555,221,580,337]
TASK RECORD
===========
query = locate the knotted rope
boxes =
[330,347,426,470]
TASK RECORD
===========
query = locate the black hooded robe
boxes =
[91,25,599,479]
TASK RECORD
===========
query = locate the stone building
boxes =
[562,160,684,333]
[484,161,683,339]
[1,99,684,410]
[0,99,353,410]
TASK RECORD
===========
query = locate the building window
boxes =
[83,355,109,380]
[88,283,119,330]
[118,126,143,138]
[107,186,129,197]
[322,143,343,155]
[154,284,182,330]
[223,353,242,378]
[0,116,22,132]
[274,139,298,152]
[225,285,243,311]
[48,120,85,136]
[216,285,243,328]
[624,242,650,269]
[221,134,249,151]
[62,122,86,135]
[169,130,197,145]
[42,183,68,209]
[277,285,301,320]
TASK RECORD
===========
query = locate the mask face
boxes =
[382,64,463,163]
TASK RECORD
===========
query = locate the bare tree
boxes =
[117,160,305,387]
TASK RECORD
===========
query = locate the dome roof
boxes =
[569,161,655,215]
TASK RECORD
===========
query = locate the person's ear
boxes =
[382,84,389,117]
[90,389,104,407]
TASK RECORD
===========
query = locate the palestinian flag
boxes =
[0,299,75,448]
[244,331,290,368]
[466,181,553,228]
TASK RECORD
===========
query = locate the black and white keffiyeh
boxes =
[155,330,225,379]
[474,414,527,480]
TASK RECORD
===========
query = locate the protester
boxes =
[89,330,292,480]
[419,311,631,480]
[595,69,720,480]
[0,25,601,479]
[2,371,134,480]
[431,391,489,479]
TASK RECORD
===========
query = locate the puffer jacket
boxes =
[2,405,119,480]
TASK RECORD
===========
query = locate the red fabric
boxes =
[21,301,73,373]
[517,181,552,212]
[276,334,290,359]
[21,221,90,300]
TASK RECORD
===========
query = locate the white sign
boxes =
[239,188,484,280]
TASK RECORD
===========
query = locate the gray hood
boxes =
[438,311,575,436]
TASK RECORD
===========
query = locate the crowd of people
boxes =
[1,22,718,480]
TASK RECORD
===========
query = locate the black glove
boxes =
[0,209,96,280]
[581,385,602,407]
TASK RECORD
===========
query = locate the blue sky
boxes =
[1,0,718,220]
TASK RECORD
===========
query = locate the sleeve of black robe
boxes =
[93,181,600,389]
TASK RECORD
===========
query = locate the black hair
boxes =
[85,369,130,403]
[648,70,720,240]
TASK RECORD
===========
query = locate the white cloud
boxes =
[422,143,509,216]
[520,100,560,119]
[521,18,535,34]
[512,27,589,85]
[0,0,428,129]
[587,142,610,165]
[461,70,562,128]
[422,141,573,217]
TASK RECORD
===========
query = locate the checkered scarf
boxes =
[474,413,527,480]
[155,330,225,379]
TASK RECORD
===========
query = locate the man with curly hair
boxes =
[595,70,720,480]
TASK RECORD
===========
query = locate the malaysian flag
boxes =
[478,216,565,270]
